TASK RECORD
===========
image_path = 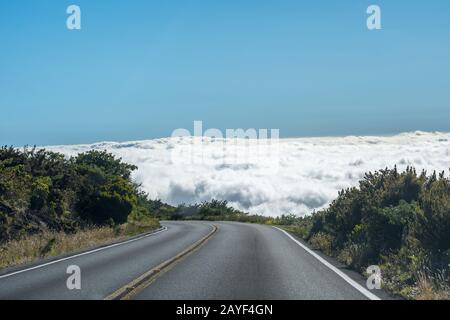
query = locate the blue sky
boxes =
[1,0,450,146]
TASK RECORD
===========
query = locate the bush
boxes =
[0,147,160,242]
[296,167,450,299]
[309,232,334,255]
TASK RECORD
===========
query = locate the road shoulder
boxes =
[274,226,400,300]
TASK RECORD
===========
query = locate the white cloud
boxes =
[46,131,450,217]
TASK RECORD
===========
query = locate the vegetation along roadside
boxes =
[0,147,160,269]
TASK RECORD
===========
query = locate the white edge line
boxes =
[0,226,168,280]
[274,226,381,301]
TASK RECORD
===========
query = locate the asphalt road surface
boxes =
[0,221,384,300]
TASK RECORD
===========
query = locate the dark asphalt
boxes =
[134,222,374,300]
[0,221,383,300]
[0,221,212,299]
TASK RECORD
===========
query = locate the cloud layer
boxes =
[47,131,450,217]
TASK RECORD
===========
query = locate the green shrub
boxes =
[298,167,450,299]
[0,147,160,242]
[309,232,334,255]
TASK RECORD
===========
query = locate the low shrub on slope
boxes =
[286,167,450,299]
[0,147,160,267]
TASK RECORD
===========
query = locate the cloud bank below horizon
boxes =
[46,131,450,217]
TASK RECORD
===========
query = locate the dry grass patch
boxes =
[0,218,160,270]
[413,270,450,300]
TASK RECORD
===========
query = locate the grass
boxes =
[401,267,450,300]
[0,217,160,270]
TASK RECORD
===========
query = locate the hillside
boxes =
[0,147,160,267]
[284,167,450,299]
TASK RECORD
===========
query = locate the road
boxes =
[0,221,382,300]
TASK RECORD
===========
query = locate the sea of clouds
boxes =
[46,131,450,217]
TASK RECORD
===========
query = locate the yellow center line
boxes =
[105,224,218,300]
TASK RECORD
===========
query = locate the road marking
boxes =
[0,226,168,280]
[274,227,381,301]
[105,224,218,300]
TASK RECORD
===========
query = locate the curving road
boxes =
[0,222,212,300]
[0,221,384,300]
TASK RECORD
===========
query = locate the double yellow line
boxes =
[105,224,218,300]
